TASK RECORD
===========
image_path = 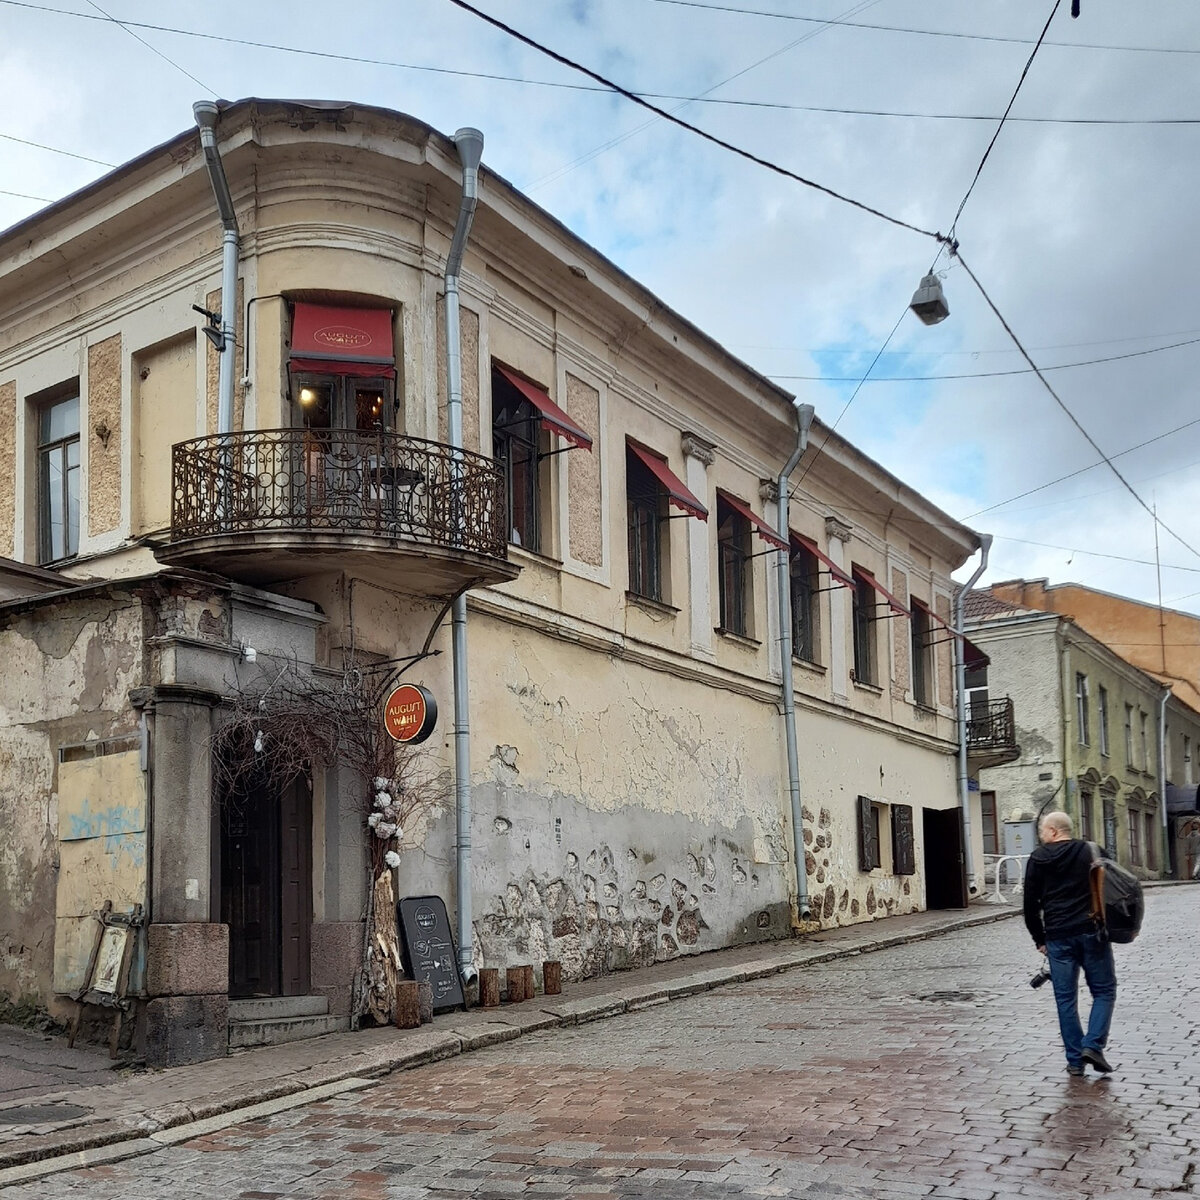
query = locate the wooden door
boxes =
[222,777,280,998]
[922,807,968,910]
[279,779,313,996]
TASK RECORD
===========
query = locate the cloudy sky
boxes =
[4,1,1199,608]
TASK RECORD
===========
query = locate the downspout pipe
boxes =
[193,101,238,436]
[444,127,484,986]
[777,401,816,922]
[1157,685,1171,875]
[955,533,992,896]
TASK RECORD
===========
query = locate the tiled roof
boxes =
[960,588,1026,621]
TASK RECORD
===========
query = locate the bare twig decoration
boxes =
[211,659,443,1026]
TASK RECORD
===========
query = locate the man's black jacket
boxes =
[1023,838,1109,945]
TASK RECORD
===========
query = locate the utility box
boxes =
[1002,819,1038,883]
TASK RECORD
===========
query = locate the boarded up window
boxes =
[891,804,915,875]
[857,794,880,871]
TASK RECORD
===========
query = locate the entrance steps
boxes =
[228,995,350,1050]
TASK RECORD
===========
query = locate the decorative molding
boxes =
[680,431,716,466]
[825,515,853,543]
[758,478,779,504]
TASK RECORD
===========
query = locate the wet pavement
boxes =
[2,885,1196,1198]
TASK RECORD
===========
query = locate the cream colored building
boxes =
[0,99,983,1063]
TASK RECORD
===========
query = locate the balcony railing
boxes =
[967,697,1018,758]
[170,428,508,559]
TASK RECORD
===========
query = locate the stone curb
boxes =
[0,906,1021,1181]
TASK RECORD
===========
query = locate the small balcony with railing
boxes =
[158,428,518,594]
[967,697,1021,769]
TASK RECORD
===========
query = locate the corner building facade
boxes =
[0,99,982,1062]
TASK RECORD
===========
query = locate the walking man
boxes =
[1023,810,1116,1076]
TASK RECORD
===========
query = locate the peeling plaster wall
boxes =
[86,334,122,536]
[385,607,960,981]
[0,379,15,558]
[0,596,146,1012]
[436,301,481,452]
[205,281,245,433]
[565,373,602,568]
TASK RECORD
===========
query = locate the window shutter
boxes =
[892,804,915,875]
[857,795,877,871]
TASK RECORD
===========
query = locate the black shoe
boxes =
[1067,1064,1084,1077]
[1082,1047,1113,1073]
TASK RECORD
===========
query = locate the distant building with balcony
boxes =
[0,99,984,1063]
[964,588,1200,880]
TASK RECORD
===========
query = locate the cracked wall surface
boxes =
[0,597,146,1011]
[87,334,122,536]
[0,380,14,558]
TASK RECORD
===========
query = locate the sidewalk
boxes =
[0,903,1023,1181]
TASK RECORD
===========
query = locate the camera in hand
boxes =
[1029,965,1051,989]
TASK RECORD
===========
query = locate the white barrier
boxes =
[980,853,1029,904]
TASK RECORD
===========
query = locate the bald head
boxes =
[1040,811,1073,843]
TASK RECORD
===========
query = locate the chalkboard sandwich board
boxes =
[397,895,466,1013]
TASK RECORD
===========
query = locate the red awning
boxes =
[627,439,707,520]
[790,531,853,588]
[717,490,788,551]
[495,365,593,451]
[855,568,910,617]
[289,303,396,377]
[964,637,990,670]
[910,597,991,667]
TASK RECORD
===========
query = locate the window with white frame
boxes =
[1075,672,1090,746]
[1124,704,1135,765]
[1098,686,1109,757]
[36,390,81,564]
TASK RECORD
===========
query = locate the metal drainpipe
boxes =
[777,401,815,922]
[1158,685,1171,875]
[444,127,484,986]
[955,533,991,896]
[193,101,238,435]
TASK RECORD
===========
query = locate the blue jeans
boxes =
[1046,929,1117,1068]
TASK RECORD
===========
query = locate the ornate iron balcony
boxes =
[967,697,1019,765]
[169,428,509,560]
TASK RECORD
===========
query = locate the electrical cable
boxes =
[791,305,910,495]
[953,251,1200,563]
[964,416,1200,520]
[950,0,1063,238]
[0,132,116,167]
[0,187,53,201]
[527,0,883,191]
[4,4,1196,126]
[82,0,216,96]
[442,0,948,245]
[771,333,1200,381]
[643,0,1200,56]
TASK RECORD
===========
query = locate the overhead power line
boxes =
[82,0,216,96]
[0,132,116,167]
[772,333,1200,381]
[956,251,1200,563]
[0,187,53,202]
[964,415,1200,519]
[4,3,1197,126]
[949,0,1062,237]
[443,0,947,245]
[645,0,1200,56]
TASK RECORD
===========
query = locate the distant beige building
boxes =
[0,99,983,1063]
[966,587,1200,879]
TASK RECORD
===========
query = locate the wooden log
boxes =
[506,965,528,1003]
[417,979,434,1024]
[393,980,421,1029]
[479,967,500,1008]
[520,964,536,1000]
[542,960,562,995]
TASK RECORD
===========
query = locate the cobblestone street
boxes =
[8,888,1198,1199]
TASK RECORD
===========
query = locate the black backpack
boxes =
[1089,842,1145,944]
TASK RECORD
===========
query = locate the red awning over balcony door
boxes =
[289,303,396,378]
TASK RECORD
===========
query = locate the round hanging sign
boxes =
[383,683,437,744]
